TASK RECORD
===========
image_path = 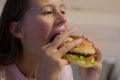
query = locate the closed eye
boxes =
[42,11,52,15]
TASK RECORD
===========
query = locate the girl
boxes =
[0,0,102,80]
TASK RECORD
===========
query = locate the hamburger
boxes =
[63,35,97,68]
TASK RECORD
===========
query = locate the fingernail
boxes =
[71,27,77,31]
[77,39,81,43]
[65,38,73,42]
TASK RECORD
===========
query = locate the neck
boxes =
[15,52,41,79]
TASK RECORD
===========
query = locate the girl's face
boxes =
[20,0,67,53]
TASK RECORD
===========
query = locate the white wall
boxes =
[64,0,120,14]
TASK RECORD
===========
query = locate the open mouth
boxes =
[49,33,60,42]
[49,27,66,42]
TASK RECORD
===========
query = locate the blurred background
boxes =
[0,0,120,80]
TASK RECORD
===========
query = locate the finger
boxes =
[78,66,88,77]
[92,62,102,73]
[95,48,102,62]
[50,28,75,49]
[42,43,52,49]
[64,37,73,42]
[60,59,70,66]
[58,39,81,57]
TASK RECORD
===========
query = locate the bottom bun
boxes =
[64,55,94,68]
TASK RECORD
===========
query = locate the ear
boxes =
[10,22,25,39]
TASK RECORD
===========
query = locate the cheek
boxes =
[22,16,53,44]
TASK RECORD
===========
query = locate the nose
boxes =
[54,11,66,25]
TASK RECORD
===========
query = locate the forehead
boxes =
[30,0,63,8]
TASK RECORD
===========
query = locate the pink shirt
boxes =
[0,64,73,80]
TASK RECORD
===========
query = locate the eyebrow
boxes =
[39,4,66,10]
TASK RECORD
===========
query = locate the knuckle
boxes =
[65,45,70,50]
[44,49,56,56]
[55,35,61,40]
[65,31,71,36]
[60,46,70,54]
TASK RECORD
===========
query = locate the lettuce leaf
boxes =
[64,54,95,65]
[86,58,96,64]
[64,54,79,60]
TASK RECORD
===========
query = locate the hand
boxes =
[37,29,81,80]
[78,48,102,80]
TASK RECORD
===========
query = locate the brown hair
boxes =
[0,0,29,65]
